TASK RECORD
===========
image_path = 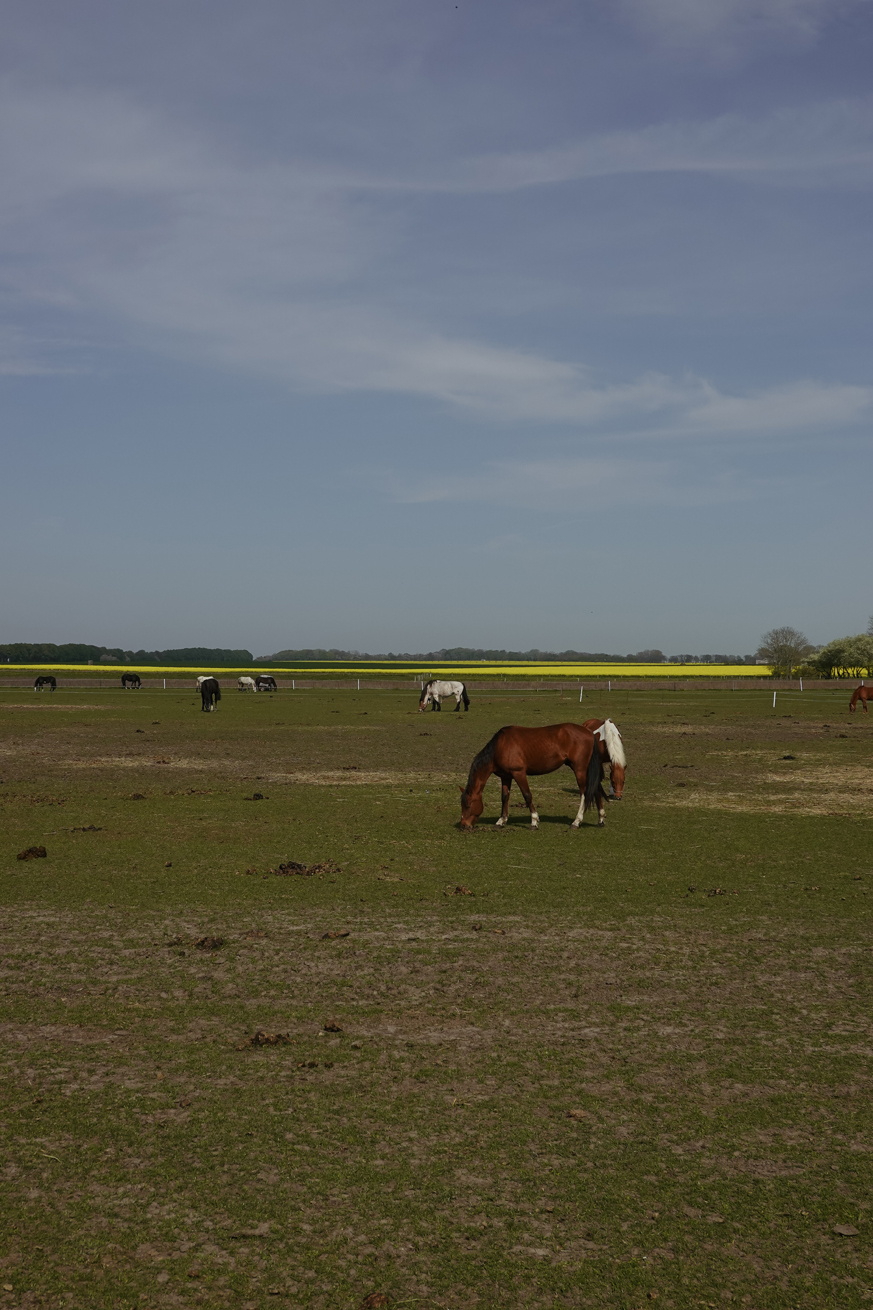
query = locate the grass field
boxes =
[1,684,871,1310]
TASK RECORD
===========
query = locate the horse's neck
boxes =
[467,757,494,795]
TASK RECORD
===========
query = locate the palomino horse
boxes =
[582,718,626,799]
[256,675,277,692]
[460,723,605,831]
[237,676,258,692]
[34,675,56,691]
[121,673,141,689]
[200,677,221,712]
[849,685,871,713]
[420,679,470,712]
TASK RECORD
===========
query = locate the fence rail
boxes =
[0,677,861,692]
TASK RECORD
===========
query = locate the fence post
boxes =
[357,679,360,691]
[579,685,583,702]
[163,678,166,690]
[799,678,803,692]
[292,679,295,690]
[773,691,777,708]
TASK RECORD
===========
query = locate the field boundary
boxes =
[0,676,860,692]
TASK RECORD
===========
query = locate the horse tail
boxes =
[214,684,221,702]
[600,718,626,768]
[461,683,470,709]
[584,737,603,813]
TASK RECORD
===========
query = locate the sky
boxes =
[1,0,871,657]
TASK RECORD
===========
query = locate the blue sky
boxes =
[2,0,871,656]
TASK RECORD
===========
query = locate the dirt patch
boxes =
[277,769,453,786]
[0,704,106,711]
[236,1030,294,1049]
[656,781,873,816]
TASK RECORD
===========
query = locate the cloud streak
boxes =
[385,453,771,509]
[615,0,863,51]
[407,99,873,194]
[1,81,871,437]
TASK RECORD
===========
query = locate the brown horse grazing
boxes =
[582,718,626,799]
[849,685,871,713]
[460,723,605,831]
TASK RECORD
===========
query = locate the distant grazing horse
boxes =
[200,677,221,712]
[460,722,604,831]
[122,673,141,689]
[849,685,871,713]
[256,675,277,692]
[34,675,56,692]
[238,676,258,693]
[582,718,627,799]
[419,679,470,712]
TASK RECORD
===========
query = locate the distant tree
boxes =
[632,649,664,662]
[867,615,873,637]
[756,627,813,677]
[813,634,873,679]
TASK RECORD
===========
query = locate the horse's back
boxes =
[494,722,595,773]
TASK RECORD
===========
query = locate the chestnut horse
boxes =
[583,718,626,799]
[460,723,605,831]
[849,685,871,713]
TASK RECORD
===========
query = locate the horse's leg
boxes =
[570,770,587,827]
[569,764,606,827]
[495,775,512,827]
[511,770,538,828]
[433,697,441,711]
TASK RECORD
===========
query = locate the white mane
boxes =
[596,718,626,768]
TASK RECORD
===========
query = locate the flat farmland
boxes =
[0,685,871,1310]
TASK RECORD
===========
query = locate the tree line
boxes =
[0,643,254,666]
[263,646,756,664]
[757,622,873,679]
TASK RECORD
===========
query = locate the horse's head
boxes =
[459,784,482,831]
[609,764,626,800]
[419,689,432,712]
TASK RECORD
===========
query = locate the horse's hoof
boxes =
[570,820,580,829]
[495,817,506,828]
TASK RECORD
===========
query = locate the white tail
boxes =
[597,718,626,768]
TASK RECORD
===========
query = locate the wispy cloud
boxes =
[615,0,862,52]
[417,99,873,194]
[1,80,870,436]
[386,454,768,509]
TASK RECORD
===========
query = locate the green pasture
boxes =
[0,684,871,1310]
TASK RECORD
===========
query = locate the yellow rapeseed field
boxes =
[2,661,768,678]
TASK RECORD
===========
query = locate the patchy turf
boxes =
[0,685,871,1309]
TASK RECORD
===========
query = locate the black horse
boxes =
[200,677,221,712]
[34,675,56,692]
[256,675,277,692]
[122,673,141,689]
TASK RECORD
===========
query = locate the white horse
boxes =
[419,679,470,712]
[238,676,258,692]
[195,675,215,687]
